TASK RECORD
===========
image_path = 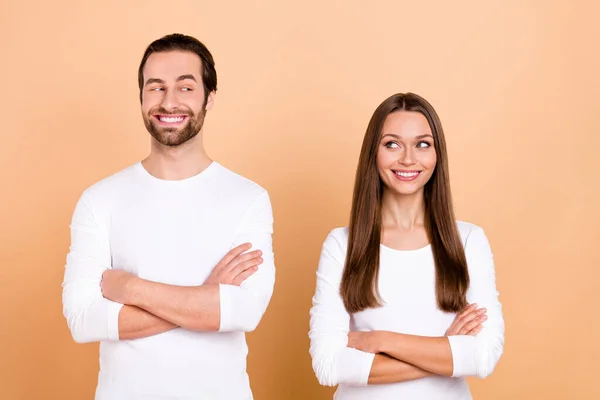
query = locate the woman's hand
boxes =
[347,330,387,354]
[445,303,487,336]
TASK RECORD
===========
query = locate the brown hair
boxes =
[340,93,469,313]
[137,33,217,104]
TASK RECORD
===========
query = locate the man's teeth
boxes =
[395,171,419,177]
[159,116,185,123]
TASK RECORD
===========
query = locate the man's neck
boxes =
[142,133,213,181]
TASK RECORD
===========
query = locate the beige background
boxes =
[1,1,598,399]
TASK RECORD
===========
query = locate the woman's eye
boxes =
[385,141,400,149]
[417,141,431,148]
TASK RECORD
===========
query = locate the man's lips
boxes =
[153,115,189,126]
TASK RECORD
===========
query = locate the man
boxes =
[62,33,275,399]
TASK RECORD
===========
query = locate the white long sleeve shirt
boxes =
[309,222,504,400]
[62,161,275,400]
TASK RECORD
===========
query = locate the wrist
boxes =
[125,276,144,306]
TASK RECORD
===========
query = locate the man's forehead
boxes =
[144,51,203,79]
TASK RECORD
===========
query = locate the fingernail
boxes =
[471,303,477,308]
[481,315,488,320]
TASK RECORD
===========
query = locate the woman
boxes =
[309,93,504,399]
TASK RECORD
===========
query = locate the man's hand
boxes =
[347,330,387,354]
[205,243,263,286]
[100,243,261,306]
[101,269,138,304]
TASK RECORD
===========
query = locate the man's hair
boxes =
[138,33,217,103]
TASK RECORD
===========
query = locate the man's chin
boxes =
[152,122,184,133]
[152,128,199,147]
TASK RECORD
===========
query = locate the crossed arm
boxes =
[309,227,504,386]
[116,305,178,340]
[346,303,487,383]
[99,242,264,339]
[62,191,275,343]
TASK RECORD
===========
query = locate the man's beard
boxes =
[143,106,206,147]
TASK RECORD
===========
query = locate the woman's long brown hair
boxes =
[340,93,469,313]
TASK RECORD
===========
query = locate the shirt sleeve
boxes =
[448,226,505,378]
[309,230,376,387]
[218,190,276,332]
[62,192,123,343]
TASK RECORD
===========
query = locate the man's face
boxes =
[141,50,214,147]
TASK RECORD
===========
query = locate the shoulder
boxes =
[79,163,140,205]
[315,227,350,275]
[456,221,484,241]
[212,162,269,200]
[456,220,493,259]
[211,163,273,225]
[326,226,349,244]
[321,227,349,257]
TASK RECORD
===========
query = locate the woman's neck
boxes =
[380,189,425,230]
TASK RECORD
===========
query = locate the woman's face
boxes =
[376,111,437,196]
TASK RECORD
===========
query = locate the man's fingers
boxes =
[216,243,253,269]
[232,257,263,277]
[210,245,263,286]
[232,265,259,286]
[227,250,262,271]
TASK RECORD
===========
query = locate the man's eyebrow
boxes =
[144,78,164,86]
[177,74,197,82]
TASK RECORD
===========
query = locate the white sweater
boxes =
[309,223,504,400]
[62,161,275,400]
